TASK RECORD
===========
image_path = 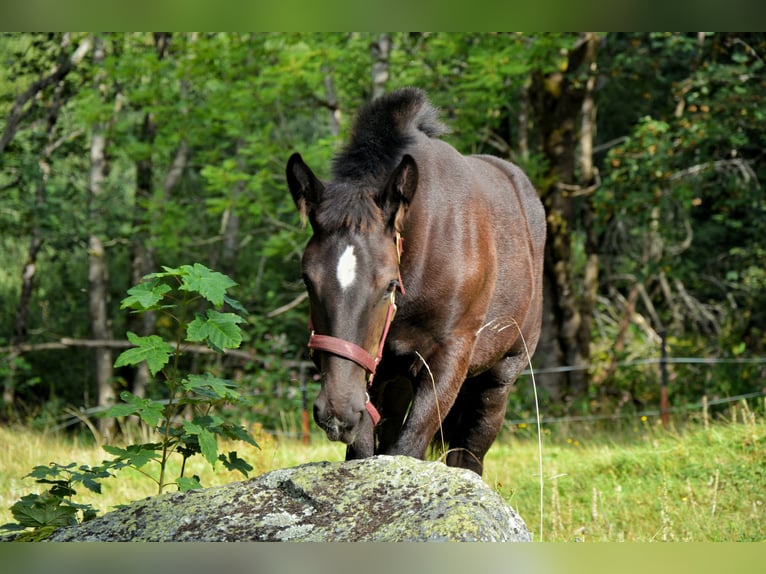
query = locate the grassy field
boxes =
[1,404,764,542]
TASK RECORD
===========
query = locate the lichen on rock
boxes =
[44,455,531,542]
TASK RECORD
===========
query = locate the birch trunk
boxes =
[370,34,391,100]
[88,36,115,439]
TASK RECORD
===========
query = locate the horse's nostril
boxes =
[313,403,363,445]
[324,419,343,442]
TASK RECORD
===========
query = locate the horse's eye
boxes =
[386,279,400,294]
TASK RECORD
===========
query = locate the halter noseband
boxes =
[307,233,405,426]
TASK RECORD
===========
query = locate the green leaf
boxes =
[24,462,111,497]
[147,265,184,280]
[45,482,76,498]
[182,419,218,465]
[217,421,259,448]
[186,310,244,352]
[69,465,111,494]
[177,476,203,492]
[120,279,172,311]
[218,451,253,477]
[25,462,74,481]
[181,373,240,401]
[13,526,60,541]
[79,473,107,495]
[223,294,247,314]
[178,263,237,307]
[105,390,164,427]
[72,465,111,493]
[10,493,78,529]
[102,444,161,468]
[114,332,174,376]
[186,314,209,345]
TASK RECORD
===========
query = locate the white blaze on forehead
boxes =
[336,245,357,289]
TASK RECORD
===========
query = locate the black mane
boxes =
[316,89,447,232]
[331,88,448,182]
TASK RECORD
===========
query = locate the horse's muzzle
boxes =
[314,400,363,445]
[315,414,360,444]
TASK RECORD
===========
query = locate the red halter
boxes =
[308,233,405,426]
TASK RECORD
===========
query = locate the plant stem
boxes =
[158,287,190,494]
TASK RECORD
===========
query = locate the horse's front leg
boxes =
[383,341,471,461]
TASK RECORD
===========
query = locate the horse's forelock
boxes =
[315,182,383,233]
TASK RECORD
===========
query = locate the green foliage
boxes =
[596,32,766,373]
[1,32,765,432]
[114,333,174,377]
[186,310,244,352]
[1,461,110,540]
[1,264,259,537]
[105,263,258,493]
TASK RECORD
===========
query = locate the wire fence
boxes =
[45,353,766,436]
[10,335,766,435]
[508,352,766,426]
[504,390,766,426]
[519,356,766,375]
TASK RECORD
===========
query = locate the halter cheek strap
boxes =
[307,233,404,426]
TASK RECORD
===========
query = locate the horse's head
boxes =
[286,152,417,445]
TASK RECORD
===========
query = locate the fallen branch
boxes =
[0,337,315,371]
[267,291,308,318]
[669,158,759,187]
[0,338,248,360]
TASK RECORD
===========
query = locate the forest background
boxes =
[1,32,765,437]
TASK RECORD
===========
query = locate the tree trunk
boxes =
[4,35,83,412]
[578,39,601,394]
[88,35,115,439]
[214,35,251,278]
[322,69,341,137]
[370,34,391,100]
[4,237,43,411]
[530,33,600,406]
[517,79,531,162]
[127,33,171,399]
[218,146,243,278]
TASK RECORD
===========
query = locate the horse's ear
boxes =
[286,152,323,227]
[380,154,418,231]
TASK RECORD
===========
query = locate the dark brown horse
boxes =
[286,88,545,475]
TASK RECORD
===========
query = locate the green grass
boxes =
[483,406,766,541]
[1,407,764,541]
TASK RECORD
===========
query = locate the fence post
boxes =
[660,330,669,428]
[300,363,311,445]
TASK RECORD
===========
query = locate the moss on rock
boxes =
[45,455,530,542]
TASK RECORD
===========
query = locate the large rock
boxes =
[46,455,530,542]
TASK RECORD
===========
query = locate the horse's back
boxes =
[470,154,546,257]
[402,136,545,370]
[411,138,544,254]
